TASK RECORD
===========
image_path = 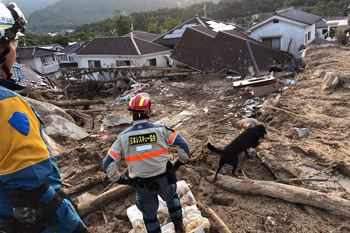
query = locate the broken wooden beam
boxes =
[196,201,232,233]
[77,185,135,217]
[48,99,106,108]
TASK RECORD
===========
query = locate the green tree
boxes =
[52,34,69,47]
[18,37,39,47]
[147,21,163,34]
[110,10,133,36]
[164,16,182,32]
[335,26,348,44]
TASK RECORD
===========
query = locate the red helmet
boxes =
[128,93,151,114]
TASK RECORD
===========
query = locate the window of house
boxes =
[146,58,157,66]
[41,57,48,66]
[322,29,327,35]
[305,34,307,43]
[116,60,131,67]
[88,60,101,68]
[52,55,55,61]
[69,56,75,62]
[262,38,280,49]
[308,31,311,41]
[273,19,279,24]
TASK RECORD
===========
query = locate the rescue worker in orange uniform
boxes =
[103,93,189,233]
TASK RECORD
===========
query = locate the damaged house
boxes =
[246,8,322,59]
[152,16,245,49]
[171,25,296,76]
[16,46,60,76]
[75,34,172,80]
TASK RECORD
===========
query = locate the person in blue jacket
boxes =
[0,2,89,233]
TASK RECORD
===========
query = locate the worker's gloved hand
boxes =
[116,177,133,186]
[174,160,184,170]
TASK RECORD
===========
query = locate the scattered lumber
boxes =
[196,201,232,233]
[188,140,208,164]
[48,99,106,108]
[100,168,128,194]
[203,169,350,218]
[262,105,305,118]
[142,72,200,79]
[59,66,195,72]
[77,185,135,217]
[62,108,113,114]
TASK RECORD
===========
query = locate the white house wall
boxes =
[78,52,170,68]
[304,24,316,43]
[250,20,307,59]
[16,57,43,73]
[77,51,171,80]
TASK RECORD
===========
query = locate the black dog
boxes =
[208,124,267,182]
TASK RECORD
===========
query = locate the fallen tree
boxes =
[201,169,350,218]
[77,185,135,217]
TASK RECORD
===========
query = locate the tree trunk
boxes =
[205,172,350,218]
[77,185,135,217]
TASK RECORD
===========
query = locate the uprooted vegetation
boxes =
[33,44,350,232]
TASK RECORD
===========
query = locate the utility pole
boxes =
[204,1,207,18]
[194,0,198,16]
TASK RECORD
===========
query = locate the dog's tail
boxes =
[207,142,225,154]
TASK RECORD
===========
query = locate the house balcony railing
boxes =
[42,61,59,74]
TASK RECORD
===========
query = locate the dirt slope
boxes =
[55,44,350,233]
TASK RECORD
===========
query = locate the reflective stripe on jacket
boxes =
[103,119,189,181]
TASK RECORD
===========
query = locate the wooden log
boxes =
[77,185,135,217]
[63,172,107,195]
[204,170,350,218]
[196,201,232,233]
[48,99,106,108]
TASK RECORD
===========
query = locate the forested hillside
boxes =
[76,0,349,34]
[19,0,349,47]
[26,0,220,33]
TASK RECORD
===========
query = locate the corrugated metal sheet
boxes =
[171,25,296,76]
[152,16,245,48]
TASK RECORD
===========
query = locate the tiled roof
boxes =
[59,42,84,53]
[123,31,161,42]
[76,37,170,56]
[274,8,322,25]
[16,47,57,58]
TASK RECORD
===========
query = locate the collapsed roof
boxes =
[171,25,297,76]
[152,16,245,48]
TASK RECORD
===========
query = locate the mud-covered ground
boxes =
[53,44,350,233]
